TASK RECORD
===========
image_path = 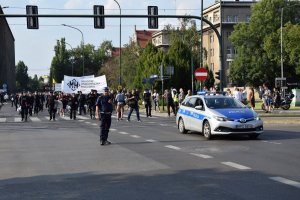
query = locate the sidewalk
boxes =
[139,107,300,124]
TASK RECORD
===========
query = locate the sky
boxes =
[1,0,219,77]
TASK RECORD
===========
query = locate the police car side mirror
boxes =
[195,105,203,110]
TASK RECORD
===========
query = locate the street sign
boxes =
[194,67,208,81]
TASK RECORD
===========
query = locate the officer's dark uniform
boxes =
[69,94,79,120]
[96,89,113,145]
[19,94,29,121]
[143,89,152,117]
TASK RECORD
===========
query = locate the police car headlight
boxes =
[214,116,228,121]
[255,116,261,121]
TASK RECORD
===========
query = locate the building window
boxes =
[227,15,233,22]
[213,11,220,22]
[226,46,232,55]
[234,16,238,22]
[210,48,214,56]
[226,31,231,39]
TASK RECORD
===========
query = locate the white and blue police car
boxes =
[176,93,263,139]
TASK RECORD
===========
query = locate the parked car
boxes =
[176,94,263,139]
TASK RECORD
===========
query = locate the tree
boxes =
[16,61,29,90]
[28,74,41,91]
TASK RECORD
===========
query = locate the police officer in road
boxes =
[95,87,113,146]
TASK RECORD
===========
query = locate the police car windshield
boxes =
[204,97,245,109]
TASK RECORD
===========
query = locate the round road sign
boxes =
[194,68,208,81]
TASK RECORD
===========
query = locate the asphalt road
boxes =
[0,103,299,200]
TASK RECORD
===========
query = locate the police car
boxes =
[176,93,263,139]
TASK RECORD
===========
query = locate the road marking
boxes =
[14,117,22,122]
[119,131,129,135]
[60,116,71,120]
[190,153,213,159]
[110,128,117,131]
[84,121,91,124]
[146,139,157,143]
[30,117,41,122]
[262,141,281,145]
[130,135,141,138]
[0,118,7,122]
[221,162,251,170]
[270,177,300,189]
[165,145,181,150]
[76,115,90,120]
[160,124,168,126]
[91,123,98,126]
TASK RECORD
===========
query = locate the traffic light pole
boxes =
[1,13,223,90]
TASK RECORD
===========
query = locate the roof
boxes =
[135,30,156,48]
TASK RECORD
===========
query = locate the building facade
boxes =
[0,6,16,93]
[202,0,255,86]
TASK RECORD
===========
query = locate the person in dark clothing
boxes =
[47,92,57,121]
[27,92,34,116]
[163,89,176,117]
[19,92,29,122]
[143,88,152,117]
[87,90,97,119]
[96,87,113,145]
[78,91,86,115]
[126,90,141,122]
[33,92,41,115]
[69,93,79,120]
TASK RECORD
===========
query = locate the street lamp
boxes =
[62,24,85,76]
[113,0,122,86]
[65,42,74,76]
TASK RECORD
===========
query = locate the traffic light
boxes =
[215,70,220,80]
[94,5,105,29]
[26,5,39,29]
[148,6,158,29]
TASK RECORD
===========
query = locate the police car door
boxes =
[185,97,201,131]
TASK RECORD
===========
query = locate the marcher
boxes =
[178,88,185,105]
[96,87,113,145]
[262,84,272,113]
[47,92,57,121]
[69,93,78,120]
[115,89,126,120]
[19,92,29,122]
[247,87,255,110]
[152,89,160,112]
[126,89,141,122]
[143,88,152,117]
[163,89,176,117]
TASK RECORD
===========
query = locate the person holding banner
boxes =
[96,87,113,146]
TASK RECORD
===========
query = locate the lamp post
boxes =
[113,0,122,86]
[62,24,85,76]
[65,42,74,76]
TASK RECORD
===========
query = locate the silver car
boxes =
[176,94,263,139]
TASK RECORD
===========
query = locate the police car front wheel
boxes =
[178,118,188,134]
[203,121,212,140]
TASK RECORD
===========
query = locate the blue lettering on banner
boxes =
[67,79,80,91]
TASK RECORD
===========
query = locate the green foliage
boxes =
[230,0,300,87]
[16,61,29,90]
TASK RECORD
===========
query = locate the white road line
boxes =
[270,177,300,189]
[30,117,41,122]
[221,162,251,170]
[160,124,168,126]
[165,145,181,150]
[76,115,89,120]
[130,135,141,138]
[262,141,282,145]
[190,153,213,159]
[119,131,129,135]
[0,118,7,122]
[60,116,71,120]
[14,117,22,122]
[110,128,117,131]
[84,121,91,124]
[146,139,157,143]
[91,123,98,126]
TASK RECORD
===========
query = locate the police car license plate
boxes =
[236,124,253,129]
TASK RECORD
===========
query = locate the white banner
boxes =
[79,75,108,94]
[54,83,62,92]
[62,75,94,93]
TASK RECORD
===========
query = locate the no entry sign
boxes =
[194,68,208,81]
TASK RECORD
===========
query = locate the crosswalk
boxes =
[0,113,156,123]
